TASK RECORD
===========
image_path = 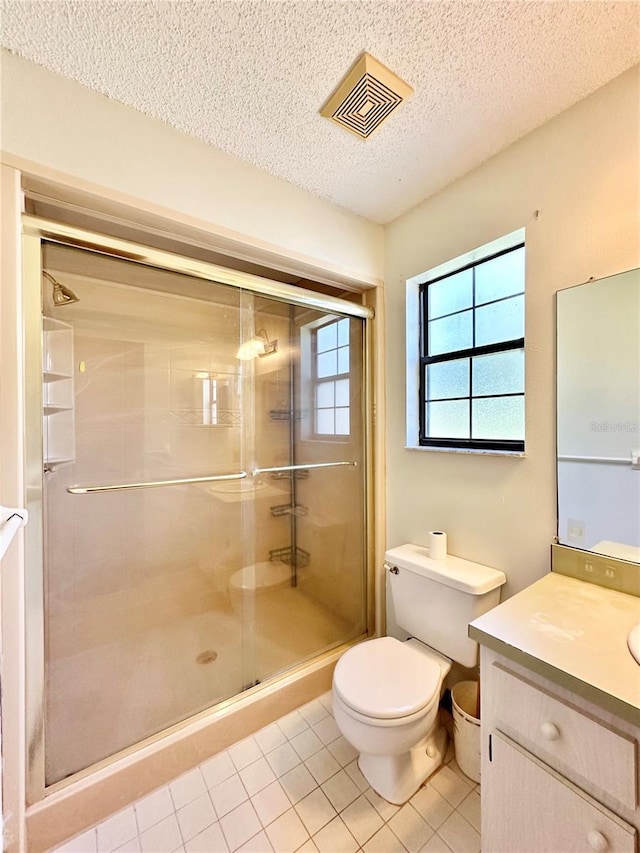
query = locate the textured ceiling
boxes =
[1,1,639,224]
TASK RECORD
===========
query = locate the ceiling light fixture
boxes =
[320,52,413,140]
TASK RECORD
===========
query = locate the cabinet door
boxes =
[484,732,636,853]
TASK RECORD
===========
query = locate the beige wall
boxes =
[384,65,640,598]
[0,50,384,285]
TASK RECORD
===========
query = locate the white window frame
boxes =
[405,228,526,454]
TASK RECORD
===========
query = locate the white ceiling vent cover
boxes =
[321,52,413,140]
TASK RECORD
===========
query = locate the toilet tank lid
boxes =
[385,543,506,595]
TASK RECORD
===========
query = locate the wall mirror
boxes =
[556,267,640,563]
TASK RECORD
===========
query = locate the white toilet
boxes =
[332,543,506,804]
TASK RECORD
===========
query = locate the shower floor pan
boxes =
[45,583,349,785]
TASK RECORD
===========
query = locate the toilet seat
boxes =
[333,637,444,720]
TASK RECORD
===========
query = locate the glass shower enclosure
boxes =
[23,223,370,792]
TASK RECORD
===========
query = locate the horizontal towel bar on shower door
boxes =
[67,471,248,495]
[253,461,358,475]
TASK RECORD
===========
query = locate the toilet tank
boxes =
[385,543,506,668]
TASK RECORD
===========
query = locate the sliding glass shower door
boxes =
[34,239,367,787]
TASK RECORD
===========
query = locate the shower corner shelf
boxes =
[42,316,75,467]
[269,546,310,569]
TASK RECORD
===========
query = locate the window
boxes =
[313,317,350,437]
[418,241,525,451]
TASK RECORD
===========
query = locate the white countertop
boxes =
[470,572,640,721]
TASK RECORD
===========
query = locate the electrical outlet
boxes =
[567,519,585,542]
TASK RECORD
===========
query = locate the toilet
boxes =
[332,543,506,804]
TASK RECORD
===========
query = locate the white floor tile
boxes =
[362,825,406,853]
[312,815,358,853]
[135,787,175,834]
[340,795,384,846]
[265,808,309,853]
[219,801,262,852]
[457,790,481,833]
[97,808,138,853]
[201,752,236,790]
[209,774,249,818]
[438,812,480,853]
[387,803,434,853]
[295,788,336,836]
[139,814,183,853]
[229,737,263,771]
[298,700,329,727]
[304,749,340,785]
[254,723,287,755]
[176,792,217,842]
[317,692,333,714]
[251,781,292,827]
[184,822,229,853]
[278,711,309,740]
[113,837,141,853]
[344,759,369,793]
[311,716,341,746]
[327,736,358,768]
[170,769,208,811]
[429,765,472,808]
[320,769,360,812]
[236,830,273,852]
[364,788,400,822]
[280,764,318,805]
[265,742,302,777]
[410,785,454,830]
[448,760,476,788]
[419,833,454,853]
[239,757,277,797]
[295,840,319,853]
[290,728,324,760]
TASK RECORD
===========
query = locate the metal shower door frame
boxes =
[22,216,374,805]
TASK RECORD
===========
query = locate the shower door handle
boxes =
[252,461,358,476]
[67,471,248,495]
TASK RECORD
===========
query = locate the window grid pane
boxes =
[421,243,525,449]
[313,320,351,439]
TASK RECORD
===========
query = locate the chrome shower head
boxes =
[43,271,79,306]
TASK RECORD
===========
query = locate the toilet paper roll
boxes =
[428,530,447,560]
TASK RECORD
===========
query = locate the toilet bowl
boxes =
[332,636,451,804]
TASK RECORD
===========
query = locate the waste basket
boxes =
[451,680,481,783]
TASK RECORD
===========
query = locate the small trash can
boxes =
[451,680,481,783]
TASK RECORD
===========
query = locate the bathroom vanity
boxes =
[471,568,640,852]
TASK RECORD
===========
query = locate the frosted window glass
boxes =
[475,247,525,305]
[317,350,337,378]
[472,396,524,440]
[337,319,350,346]
[316,408,334,434]
[317,381,334,408]
[317,323,337,353]
[472,349,524,396]
[427,400,469,439]
[427,359,469,400]
[475,295,524,347]
[429,310,473,356]
[335,407,350,435]
[428,270,473,319]
[335,378,349,406]
[337,346,349,374]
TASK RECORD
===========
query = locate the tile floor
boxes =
[51,692,481,853]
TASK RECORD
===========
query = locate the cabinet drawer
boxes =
[484,732,636,853]
[492,663,637,809]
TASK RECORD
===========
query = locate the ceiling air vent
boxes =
[320,52,413,140]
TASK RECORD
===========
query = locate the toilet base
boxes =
[358,724,448,805]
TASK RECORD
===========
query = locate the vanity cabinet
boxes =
[481,647,639,853]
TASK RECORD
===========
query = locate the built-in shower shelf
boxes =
[269,546,310,569]
[42,316,75,466]
[269,469,309,481]
[270,503,308,518]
